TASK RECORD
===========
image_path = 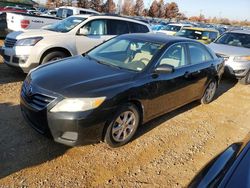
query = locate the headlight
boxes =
[50,97,106,112]
[234,56,250,62]
[15,37,43,46]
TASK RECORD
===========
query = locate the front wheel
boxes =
[104,104,140,148]
[239,70,250,85]
[41,51,67,64]
[200,80,217,104]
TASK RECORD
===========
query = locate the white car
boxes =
[0,15,151,73]
[56,6,100,18]
[157,23,192,35]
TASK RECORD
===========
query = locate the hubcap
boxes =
[50,57,62,61]
[205,82,216,101]
[112,111,136,142]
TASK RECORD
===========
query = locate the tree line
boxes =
[46,0,185,19]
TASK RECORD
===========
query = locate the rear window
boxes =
[56,8,73,18]
[129,22,149,33]
[108,20,129,35]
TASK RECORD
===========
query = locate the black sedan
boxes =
[20,33,224,147]
[189,133,250,188]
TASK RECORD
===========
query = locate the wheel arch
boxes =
[39,47,73,64]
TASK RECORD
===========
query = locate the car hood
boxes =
[208,42,250,56]
[29,55,135,98]
[7,29,61,39]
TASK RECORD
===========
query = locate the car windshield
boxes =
[176,29,204,39]
[162,25,181,32]
[214,32,250,48]
[44,17,85,33]
[87,37,164,72]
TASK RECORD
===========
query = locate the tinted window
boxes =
[108,20,129,35]
[82,20,107,35]
[215,32,250,48]
[56,8,73,18]
[129,22,149,33]
[159,44,186,68]
[188,43,213,64]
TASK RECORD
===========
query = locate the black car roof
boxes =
[119,33,195,44]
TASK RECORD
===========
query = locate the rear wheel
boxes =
[41,51,67,64]
[104,104,140,148]
[200,80,217,104]
[239,70,250,85]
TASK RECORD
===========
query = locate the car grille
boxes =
[21,81,55,111]
[4,38,17,48]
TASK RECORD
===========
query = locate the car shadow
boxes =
[0,63,26,84]
[134,77,238,141]
[0,103,69,179]
[213,76,238,100]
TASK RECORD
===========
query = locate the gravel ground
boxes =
[0,39,250,187]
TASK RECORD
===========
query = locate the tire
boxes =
[41,51,67,64]
[200,80,217,104]
[239,70,250,85]
[104,104,140,148]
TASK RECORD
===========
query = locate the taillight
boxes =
[21,20,30,29]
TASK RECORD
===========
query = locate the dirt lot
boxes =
[0,39,250,187]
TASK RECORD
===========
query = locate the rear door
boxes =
[145,43,193,117]
[185,42,215,99]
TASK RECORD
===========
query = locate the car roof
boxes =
[182,27,218,32]
[228,29,250,34]
[119,33,195,44]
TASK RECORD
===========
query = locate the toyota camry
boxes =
[20,33,224,147]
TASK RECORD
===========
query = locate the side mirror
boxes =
[154,64,174,74]
[78,28,89,36]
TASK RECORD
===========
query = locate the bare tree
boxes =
[134,0,144,16]
[122,0,134,16]
[165,2,179,19]
[103,0,116,13]
[148,0,159,18]
[78,0,90,8]
[158,0,165,18]
[89,0,103,12]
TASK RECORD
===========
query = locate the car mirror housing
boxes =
[154,64,174,74]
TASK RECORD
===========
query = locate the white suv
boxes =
[0,15,151,73]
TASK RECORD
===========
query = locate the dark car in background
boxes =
[20,34,224,148]
[189,133,250,188]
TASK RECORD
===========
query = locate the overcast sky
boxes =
[36,0,250,21]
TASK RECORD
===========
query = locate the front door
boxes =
[75,19,114,54]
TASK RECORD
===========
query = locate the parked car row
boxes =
[0,12,249,187]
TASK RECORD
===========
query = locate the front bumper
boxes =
[1,45,39,73]
[224,58,250,78]
[19,83,114,146]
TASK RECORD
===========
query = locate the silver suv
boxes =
[209,30,250,84]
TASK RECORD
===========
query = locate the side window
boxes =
[159,44,186,68]
[82,20,107,35]
[209,32,218,41]
[188,43,213,64]
[129,22,149,33]
[108,20,129,35]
